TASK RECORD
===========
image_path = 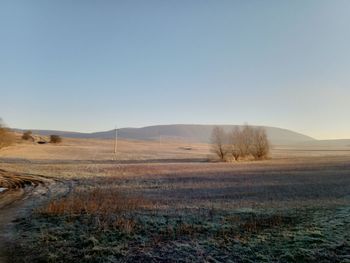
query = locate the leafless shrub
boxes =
[240,125,255,157]
[229,125,253,160]
[50,135,62,143]
[230,127,244,160]
[0,119,15,150]
[229,125,270,161]
[210,126,228,161]
[22,130,33,141]
[250,127,270,160]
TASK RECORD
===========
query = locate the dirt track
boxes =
[0,170,71,263]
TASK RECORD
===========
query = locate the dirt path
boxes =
[0,170,72,263]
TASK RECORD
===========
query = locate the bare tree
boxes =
[251,127,270,160]
[229,125,270,161]
[240,125,255,157]
[229,127,242,160]
[0,119,15,149]
[210,126,228,161]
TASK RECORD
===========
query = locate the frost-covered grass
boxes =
[12,206,350,262]
[9,158,350,262]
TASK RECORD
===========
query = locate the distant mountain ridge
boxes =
[14,124,315,145]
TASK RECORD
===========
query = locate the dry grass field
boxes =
[1,138,350,262]
[0,136,210,161]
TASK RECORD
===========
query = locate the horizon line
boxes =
[10,123,349,141]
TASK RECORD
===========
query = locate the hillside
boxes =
[14,124,315,145]
[296,139,350,148]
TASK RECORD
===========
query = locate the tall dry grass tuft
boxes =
[42,187,149,215]
[40,187,151,232]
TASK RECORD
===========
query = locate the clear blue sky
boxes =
[1,1,349,139]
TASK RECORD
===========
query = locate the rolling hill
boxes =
[15,124,315,145]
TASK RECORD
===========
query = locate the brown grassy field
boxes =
[0,136,210,161]
[1,138,350,262]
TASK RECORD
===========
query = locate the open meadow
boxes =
[0,138,350,262]
[3,1,350,262]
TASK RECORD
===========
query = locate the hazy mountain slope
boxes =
[14,124,315,145]
[295,139,350,148]
[115,125,315,145]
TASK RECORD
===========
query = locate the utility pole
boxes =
[113,126,118,160]
[158,128,162,148]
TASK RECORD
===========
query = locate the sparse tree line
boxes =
[211,125,270,161]
[0,118,62,150]
[21,131,62,144]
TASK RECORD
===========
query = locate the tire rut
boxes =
[0,169,73,263]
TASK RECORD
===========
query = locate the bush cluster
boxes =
[22,130,33,141]
[50,135,62,144]
[211,125,270,161]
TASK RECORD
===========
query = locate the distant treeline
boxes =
[0,118,63,149]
